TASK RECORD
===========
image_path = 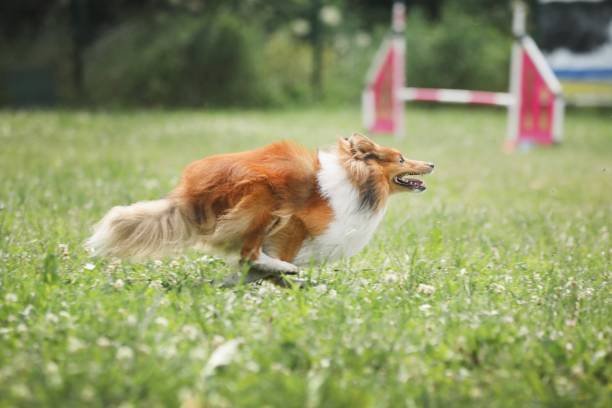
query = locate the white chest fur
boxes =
[293,150,386,266]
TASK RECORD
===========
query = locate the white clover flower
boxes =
[383,273,401,284]
[58,243,70,258]
[46,367,62,389]
[578,287,594,299]
[116,346,134,361]
[159,344,177,359]
[126,315,137,326]
[490,283,505,294]
[67,336,85,353]
[320,358,331,368]
[81,386,95,401]
[22,304,34,317]
[592,349,606,363]
[16,323,27,333]
[59,311,71,320]
[5,293,17,303]
[571,363,584,376]
[153,260,163,267]
[483,310,499,317]
[113,279,125,290]
[314,284,328,294]
[245,361,260,373]
[149,280,164,289]
[417,283,436,295]
[11,384,30,398]
[198,255,216,264]
[96,337,111,347]
[45,362,59,374]
[419,304,432,312]
[45,313,59,324]
[211,335,225,348]
[182,324,198,340]
[107,258,121,272]
[83,263,96,271]
[155,317,169,327]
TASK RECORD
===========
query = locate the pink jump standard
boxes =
[362,1,565,149]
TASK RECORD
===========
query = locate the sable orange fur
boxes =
[171,141,332,261]
[86,133,434,284]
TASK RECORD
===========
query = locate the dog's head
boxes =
[338,133,434,195]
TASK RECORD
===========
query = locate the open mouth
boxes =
[393,174,427,192]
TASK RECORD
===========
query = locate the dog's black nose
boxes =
[427,163,435,169]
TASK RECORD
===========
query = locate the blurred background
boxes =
[1,0,611,109]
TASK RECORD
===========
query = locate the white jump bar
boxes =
[400,87,515,107]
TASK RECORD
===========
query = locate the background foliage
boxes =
[1,0,520,107]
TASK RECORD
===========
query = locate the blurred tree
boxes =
[311,0,324,98]
[0,0,54,37]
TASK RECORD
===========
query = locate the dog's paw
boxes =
[251,252,299,275]
[265,275,309,289]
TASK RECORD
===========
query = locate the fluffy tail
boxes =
[85,199,197,259]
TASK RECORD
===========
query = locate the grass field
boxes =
[0,107,610,407]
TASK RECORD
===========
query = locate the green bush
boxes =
[405,7,511,92]
[259,31,312,106]
[85,13,267,107]
[47,5,514,107]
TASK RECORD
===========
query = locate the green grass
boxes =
[0,107,610,407]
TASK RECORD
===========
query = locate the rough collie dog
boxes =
[86,133,434,286]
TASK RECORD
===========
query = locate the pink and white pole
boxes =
[362,1,406,139]
[363,1,565,148]
[507,1,565,149]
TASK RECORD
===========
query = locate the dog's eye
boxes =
[399,156,405,164]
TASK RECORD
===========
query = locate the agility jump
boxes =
[362,1,565,148]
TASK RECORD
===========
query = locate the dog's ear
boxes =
[348,132,377,159]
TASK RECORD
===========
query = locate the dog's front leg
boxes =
[220,251,299,288]
[243,250,302,287]
[239,214,299,276]
[216,184,301,286]
[249,250,298,275]
[215,219,298,287]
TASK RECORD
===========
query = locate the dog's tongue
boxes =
[400,177,426,191]
[405,179,422,188]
